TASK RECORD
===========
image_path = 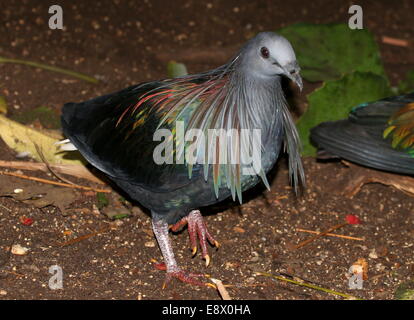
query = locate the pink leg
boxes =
[152,218,209,288]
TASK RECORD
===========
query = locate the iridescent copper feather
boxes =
[111,53,302,202]
[383,102,414,155]
[311,92,414,176]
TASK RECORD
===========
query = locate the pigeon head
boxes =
[238,32,303,91]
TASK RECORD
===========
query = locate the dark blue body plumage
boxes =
[61,31,304,285]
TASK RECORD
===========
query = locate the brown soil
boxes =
[0,0,413,300]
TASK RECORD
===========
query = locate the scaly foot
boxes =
[171,210,220,266]
[153,262,211,288]
[152,217,215,288]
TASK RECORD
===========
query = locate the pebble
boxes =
[0,290,7,296]
[144,241,155,248]
[369,249,378,259]
[11,244,29,255]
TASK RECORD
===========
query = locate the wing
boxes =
[61,81,205,192]
[310,92,414,175]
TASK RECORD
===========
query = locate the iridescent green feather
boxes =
[383,102,414,156]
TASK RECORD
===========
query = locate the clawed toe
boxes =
[163,269,211,288]
[171,210,219,266]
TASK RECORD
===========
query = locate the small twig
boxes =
[0,170,111,193]
[0,160,106,185]
[255,272,362,300]
[293,223,347,249]
[382,36,409,47]
[0,203,11,212]
[34,143,77,186]
[296,228,364,241]
[210,278,232,300]
[1,270,25,278]
[57,225,114,247]
[0,56,99,83]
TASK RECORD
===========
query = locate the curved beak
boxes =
[287,70,303,92]
[284,61,303,92]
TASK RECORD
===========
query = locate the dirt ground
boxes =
[0,0,413,300]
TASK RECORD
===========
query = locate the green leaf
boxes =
[398,70,414,94]
[112,213,130,220]
[96,192,109,209]
[297,72,393,156]
[394,281,414,300]
[167,61,188,78]
[278,23,386,82]
[0,95,7,114]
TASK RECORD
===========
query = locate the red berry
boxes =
[346,214,361,225]
[21,217,34,226]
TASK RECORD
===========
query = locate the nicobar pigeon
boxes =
[311,92,414,175]
[60,32,305,287]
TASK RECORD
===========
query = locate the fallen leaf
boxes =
[351,258,368,280]
[167,61,188,78]
[394,281,414,300]
[0,174,77,214]
[233,226,245,233]
[0,115,85,165]
[101,204,131,220]
[0,95,7,114]
[96,192,109,209]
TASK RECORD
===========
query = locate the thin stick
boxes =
[296,228,363,241]
[255,272,362,300]
[0,203,11,212]
[382,36,409,47]
[210,278,232,300]
[0,170,111,193]
[0,56,99,83]
[293,223,347,249]
[34,143,77,186]
[0,160,105,185]
[57,226,114,247]
[1,270,25,278]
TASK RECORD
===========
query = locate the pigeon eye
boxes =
[260,47,269,59]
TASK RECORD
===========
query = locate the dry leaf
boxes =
[0,174,77,214]
[0,96,7,114]
[0,160,105,185]
[0,115,85,165]
[351,258,368,280]
[233,226,246,233]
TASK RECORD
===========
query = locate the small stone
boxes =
[369,249,378,259]
[0,290,7,296]
[250,251,260,262]
[11,244,29,255]
[144,241,155,248]
[246,277,255,283]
